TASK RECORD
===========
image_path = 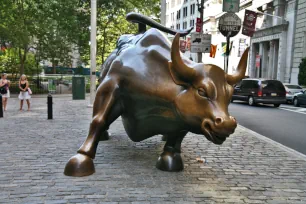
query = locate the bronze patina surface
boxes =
[64,13,249,177]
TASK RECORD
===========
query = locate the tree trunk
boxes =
[52,58,56,74]
[19,47,27,75]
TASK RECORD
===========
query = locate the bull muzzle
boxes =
[201,116,237,145]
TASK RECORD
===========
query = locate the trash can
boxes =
[72,76,85,100]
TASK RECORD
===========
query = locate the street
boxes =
[1,96,306,203]
[229,102,306,155]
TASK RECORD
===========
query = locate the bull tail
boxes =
[126,12,193,37]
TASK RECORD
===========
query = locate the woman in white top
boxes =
[0,73,10,111]
[19,74,31,111]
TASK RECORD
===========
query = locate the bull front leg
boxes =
[64,78,121,177]
[156,131,187,172]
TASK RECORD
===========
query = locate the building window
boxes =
[177,10,181,20]
[183,7,188,17]
[190,4,195,15]
[183,21,187,29]
[190,19,194,27]
[171,25,175,29]
[176,23,180,30]
[177,0,181,5]
[184,0,188,3]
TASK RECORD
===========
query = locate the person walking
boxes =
[0,73,10,111]
[19,74,31,111]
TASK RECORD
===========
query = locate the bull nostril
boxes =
[215,117,223,125]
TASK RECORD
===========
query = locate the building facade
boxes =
[161,0,202,60]
[249,0,298,83]
[161,0,299,82]
[292,0,306,84]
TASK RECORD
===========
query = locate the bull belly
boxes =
[121,111,185,142]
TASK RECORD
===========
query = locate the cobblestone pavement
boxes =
[1,96,306,204]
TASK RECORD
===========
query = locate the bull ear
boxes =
[168,61,191,86]
[168,33,196,86]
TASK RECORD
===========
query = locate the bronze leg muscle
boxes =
[64,78,121,177]
[156,131,187,172]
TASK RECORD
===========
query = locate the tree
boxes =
[0,48,42,78]
[0,0,88,74]
[298,58,306,85]
[35,0,85,73]
[96,0,160,65]
[0,0,38,74]
[78,0,161,66]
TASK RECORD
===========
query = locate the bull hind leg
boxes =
[156,131,187,172]
[64,78,121,177]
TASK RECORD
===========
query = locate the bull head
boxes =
[169,34,249,145]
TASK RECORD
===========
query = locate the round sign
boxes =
[218,13,241,37]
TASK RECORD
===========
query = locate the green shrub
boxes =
[298,58,306,85]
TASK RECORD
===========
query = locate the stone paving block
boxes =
[1,97,306,203]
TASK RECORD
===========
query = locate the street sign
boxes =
[238,38,246,57]
[242,10,258,37]
[223,0,240,13]
[196,18,202,33]
[218,13,241,37]
[190,33,211,53]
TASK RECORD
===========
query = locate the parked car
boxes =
[231,78,286,107]
[282,83,303,103]
[292,90,306,107]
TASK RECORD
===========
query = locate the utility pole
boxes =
[196,0,204,63]
[89,0,97,107]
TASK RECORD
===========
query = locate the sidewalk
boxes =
[1,97,306,204]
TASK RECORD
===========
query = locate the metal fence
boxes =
[7,75,92,95]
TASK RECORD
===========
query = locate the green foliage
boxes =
[80,0,161,65]
[0,0,160,74]
[0,48,42,77]
[298,58,306,85]
[0,0,86,74]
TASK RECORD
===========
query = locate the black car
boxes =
[231,78,286,107]
[293,90,306,107]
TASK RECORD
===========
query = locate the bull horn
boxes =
[171,33,196,82]
[226,47,249,85]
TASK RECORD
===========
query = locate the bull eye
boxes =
[198,88,208,98]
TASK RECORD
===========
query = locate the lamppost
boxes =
[196,0,204,63]
[36,44,40,89]
[89,0,97,107]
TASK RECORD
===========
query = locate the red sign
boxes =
[180,40,187,52]
[242,10,258,37]
[255,55,261,68]
[196,18,202,33]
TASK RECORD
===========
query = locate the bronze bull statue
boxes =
[64,13,249,177]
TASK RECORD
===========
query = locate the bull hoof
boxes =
[156,151,184,172]
[100,130,109,141]
[64,154,95,177]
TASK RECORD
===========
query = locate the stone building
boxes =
[292,0,306,84]
[160,0,299,82]
[249,0,298,83]
[160,0,204,61]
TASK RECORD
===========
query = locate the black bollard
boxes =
[0,94,3,118]
[48,93,53,119]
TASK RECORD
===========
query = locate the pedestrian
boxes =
[0,73,10,111]
[19,74,31,111]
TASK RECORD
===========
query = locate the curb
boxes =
[238,125,306,161]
